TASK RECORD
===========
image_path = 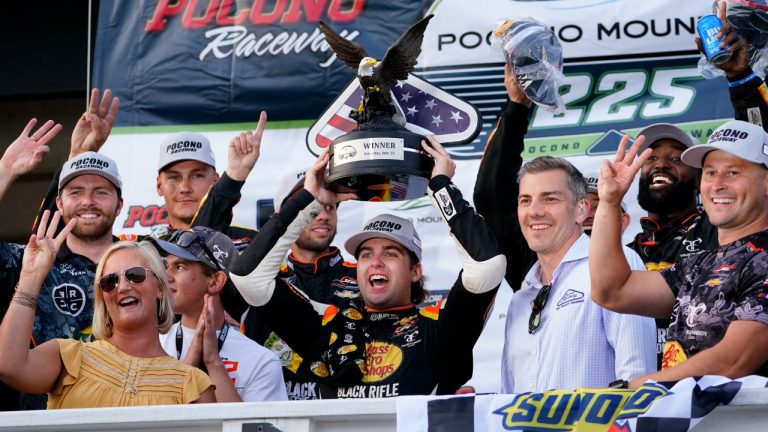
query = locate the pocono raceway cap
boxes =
[583,172,600,193]
[636,123,698,152]
[681,120,768,169]
[583,172,626,212]
[273,168,307,213]
[151,226,236,272]
[158,132,216,172]
[59,151,122,191]
[345,214,423,261]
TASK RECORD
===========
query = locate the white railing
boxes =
[0,388,767,432]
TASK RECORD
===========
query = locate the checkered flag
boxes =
[612,375,768,432]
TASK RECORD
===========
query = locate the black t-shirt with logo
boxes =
[661,230,768,376]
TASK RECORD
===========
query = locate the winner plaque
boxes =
[318,15,435,202]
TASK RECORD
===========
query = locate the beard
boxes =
[64,208,118,242]
[295,224,336,254]
[637,175,698,216]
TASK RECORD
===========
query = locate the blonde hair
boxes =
[92,241,173,339]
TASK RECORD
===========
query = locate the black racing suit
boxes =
[187,172,258,251]
[229,175,506,398]
[473,101,538,291]
[230,247,358,400]
[728,68,768,130]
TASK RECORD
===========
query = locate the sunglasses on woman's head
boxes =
[98,267,155,292]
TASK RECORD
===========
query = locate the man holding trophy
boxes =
[227,16,506,398]
[229,136,506,398]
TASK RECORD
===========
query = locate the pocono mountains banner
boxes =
[94,0,731,392]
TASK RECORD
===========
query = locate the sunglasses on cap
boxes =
[166,229,223,271]
[98,267,158,293]
[528,284,552,334]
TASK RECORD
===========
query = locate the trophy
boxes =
[318,15,435,202]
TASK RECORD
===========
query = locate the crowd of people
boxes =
[0,6,767,411]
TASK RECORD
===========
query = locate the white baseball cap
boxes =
[158,132,216,172]
[681,120,768,168]
[273,168,307,213]
[59,151,122,192]
[345,214,423,261]
[636,123,698,152]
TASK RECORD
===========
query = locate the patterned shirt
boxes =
[661,230,768,375]
[0,241,96,345]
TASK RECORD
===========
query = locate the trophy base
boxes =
[327,129,434,202]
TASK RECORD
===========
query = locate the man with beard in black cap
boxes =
[629,123,713,271]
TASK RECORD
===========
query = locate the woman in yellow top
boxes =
[0,210,215,408]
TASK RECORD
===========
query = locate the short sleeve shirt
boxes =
[661,230,768,375]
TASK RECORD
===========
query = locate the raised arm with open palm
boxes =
[0,210,76,393]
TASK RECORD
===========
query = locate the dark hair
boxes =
[199,262,218,277]
[517,156,588,204]
[408,251,426,304]
[355,243,426,304]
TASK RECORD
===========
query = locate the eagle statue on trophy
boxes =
[319,15,433,130]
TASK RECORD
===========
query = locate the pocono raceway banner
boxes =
[93,0,732,392]
[397,376,768,432]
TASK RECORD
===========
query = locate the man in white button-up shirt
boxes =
[500,157,656,393]
[474,69,656,393]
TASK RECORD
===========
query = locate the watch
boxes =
[608,379,629,389]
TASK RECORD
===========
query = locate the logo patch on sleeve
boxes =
[434,187,456,221]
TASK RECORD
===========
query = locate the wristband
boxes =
[728,72,757,88]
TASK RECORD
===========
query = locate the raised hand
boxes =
[504,64,532,107]
[694,1,749,78]
[421,135,456,180]
[226,111,267,181]
[70,88,120,158]
[20,210,76,286]
[1,119,62,177]
[183,312,205,367]
[303,150,357,205]
[200,295,222,368]
[598,135,651,206]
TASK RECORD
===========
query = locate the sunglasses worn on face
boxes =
[167,230,222,271]
[98,267,156,292]
[528,284,552,334]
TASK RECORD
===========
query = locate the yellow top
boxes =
[48,339,213,409]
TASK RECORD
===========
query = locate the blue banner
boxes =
[93,0,429,126]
